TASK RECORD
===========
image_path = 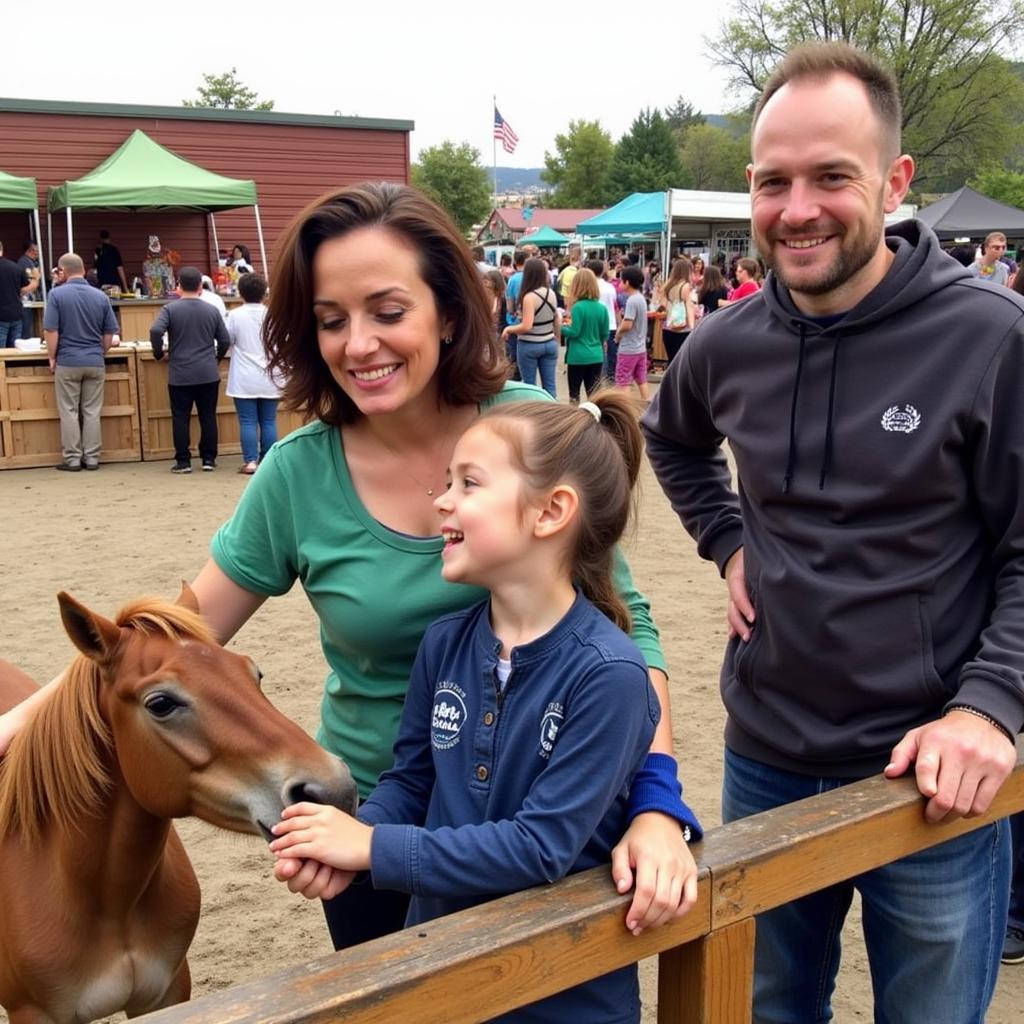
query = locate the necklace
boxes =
[377,408,457,497]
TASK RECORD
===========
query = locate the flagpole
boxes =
[492,95,498,213]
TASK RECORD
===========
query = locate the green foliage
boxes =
[708,0,1024,187]
[664,97,706,133]
[182,67,274,111]
[969,165,1024,210]
[411,142,492,234]
[605,109,685,200]
[541,120,615,207]
[678,124,750,191]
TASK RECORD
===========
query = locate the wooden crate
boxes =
[0,349,141,469]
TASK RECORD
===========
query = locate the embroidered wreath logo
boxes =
[880,404,921,434]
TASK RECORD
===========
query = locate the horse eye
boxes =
[144,693,182,719]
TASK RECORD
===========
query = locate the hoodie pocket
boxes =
[731,581,945,739]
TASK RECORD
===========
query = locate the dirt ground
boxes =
[1,386,1021,1022]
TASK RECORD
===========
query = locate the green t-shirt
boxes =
[562,299,608,365]
[211,380,665,796]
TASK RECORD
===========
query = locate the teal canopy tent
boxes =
[518,225,571,247]
[576,192,666,236]
[0,169,46,299]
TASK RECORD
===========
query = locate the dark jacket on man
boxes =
[151,297,231,385]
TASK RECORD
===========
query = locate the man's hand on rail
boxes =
[884,711,1017,823]
[611,812,699,935]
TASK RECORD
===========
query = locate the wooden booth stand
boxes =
[139,745,1024,1024]
[0,348,140,468]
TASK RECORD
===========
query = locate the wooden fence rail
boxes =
[143,743,1024,1024]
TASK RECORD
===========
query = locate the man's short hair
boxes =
[513,250,527,268]
[238,272,268,303]
[737,257,761,280]
[178,266,202,292]
[472,245,485,260]
[23,240,36,254]
[59,252,85,275]
[947,244,975,267]
[620,265,644,289]
[585,259,606,278]
[754,42,902,164]
[983,232,1007,254]
[99,229,111,241]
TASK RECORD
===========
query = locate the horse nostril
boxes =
[285,780,323,807]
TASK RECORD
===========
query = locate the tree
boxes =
[678,124,750,191]
[605,109,685,201]
[541,120,615,207]
[411,142,492,234]
[968,165,1024,209]
[708,0,1024,187]
[183,68,274,110]
[664,96,706,133]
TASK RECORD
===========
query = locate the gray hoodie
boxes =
[643,220,1024,777]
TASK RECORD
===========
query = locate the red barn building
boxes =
[0,98,413,280]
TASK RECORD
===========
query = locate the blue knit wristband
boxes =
[627,752,703,842]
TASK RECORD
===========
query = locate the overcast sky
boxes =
[4,3,739,169]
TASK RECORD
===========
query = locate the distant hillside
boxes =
[495,166,548,191]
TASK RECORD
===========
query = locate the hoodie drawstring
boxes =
[820,333,841,490]
[782,324,806,494]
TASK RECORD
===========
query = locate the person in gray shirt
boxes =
[150,266,231,473]
[968,231,1010,286]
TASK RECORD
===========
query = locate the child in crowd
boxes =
[270,393,702,1023]
[561,268,608,404]
[613,265,650,402]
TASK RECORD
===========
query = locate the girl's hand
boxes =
[273,854,355,901]
[611,812,699,935]
[269,802,373,873]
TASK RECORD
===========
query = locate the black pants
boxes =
[567,362,603,402]
[322,872,411,950]
[168,380,220,464]
[662,328,690,363]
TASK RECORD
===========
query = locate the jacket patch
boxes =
[432,682,467,750]
[881,404,921,434]
[539,702,564,760]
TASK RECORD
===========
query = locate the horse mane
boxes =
[0,597,215,847]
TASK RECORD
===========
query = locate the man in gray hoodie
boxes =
[642,42,1021,1024]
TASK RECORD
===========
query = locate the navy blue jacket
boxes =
[360,592,659,1023]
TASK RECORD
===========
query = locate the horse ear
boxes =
[176,580,201,614]
[57,592,122,663]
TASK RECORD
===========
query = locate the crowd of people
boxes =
[1,38,1024,1024]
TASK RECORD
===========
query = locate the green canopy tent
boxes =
[518,224,571,248]
[0,169,46,299]
[46,130,265,276]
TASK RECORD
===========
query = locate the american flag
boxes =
[493,107,519,155]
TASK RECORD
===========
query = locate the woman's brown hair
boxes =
[265,181,507,425]
[520,256,551,296]
[663,257,693,300]
[477,390,643,632]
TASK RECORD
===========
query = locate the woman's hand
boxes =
[611,811,699,935]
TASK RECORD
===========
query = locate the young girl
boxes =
[270,392,702,1023]
[561,268,608,404]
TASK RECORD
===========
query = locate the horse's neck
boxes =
[54,760,174,914]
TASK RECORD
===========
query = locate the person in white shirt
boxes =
[199,275,229,322]
[225,272,281,474]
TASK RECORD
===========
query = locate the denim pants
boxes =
[516,338,558,398]
[233,397,279,464]
[0,318,22,346]
[722,747,1010,1024]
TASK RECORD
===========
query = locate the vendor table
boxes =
[0,347,141,468]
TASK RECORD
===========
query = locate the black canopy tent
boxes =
[916,186,1024,241]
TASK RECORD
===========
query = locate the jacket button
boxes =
[475,765,489,781]
[483,711,495,726]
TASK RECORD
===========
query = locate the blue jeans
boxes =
[0,319,22,347]
[233,397,279,464]
[722,747,1010,1024]
[604,331,618,381]
[516,339,558,398]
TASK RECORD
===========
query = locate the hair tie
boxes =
[579,401,601,423]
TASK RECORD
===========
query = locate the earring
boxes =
[442,334,454,345]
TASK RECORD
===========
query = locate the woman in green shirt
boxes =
[562,267,610,403]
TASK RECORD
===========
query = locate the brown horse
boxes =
[0,586,357,1024]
